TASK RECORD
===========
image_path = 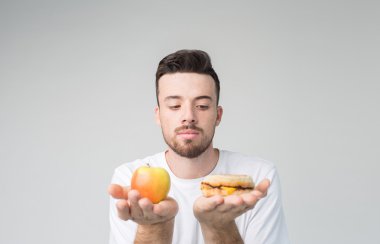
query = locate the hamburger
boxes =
[201,174,255,197]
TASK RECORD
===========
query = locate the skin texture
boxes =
[108,72,270,243]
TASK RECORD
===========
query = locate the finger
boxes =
[194,195,224,212]
[241,192,260,207]
[240,180,271,208]
[255,179,271,196]
[116,199,131,221]
[108,184,130,199]
[128,190,144,220]
[217,195,245,212]
[139,198,154,212]
[153,197,179,217]
[138,198,155,220]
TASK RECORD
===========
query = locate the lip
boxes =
[177,130,200,139]
[178,129,199,134]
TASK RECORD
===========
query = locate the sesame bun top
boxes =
[201,174,254,188]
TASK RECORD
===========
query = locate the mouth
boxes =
[177,129,200,140]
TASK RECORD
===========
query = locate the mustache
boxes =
[175,125,203,133]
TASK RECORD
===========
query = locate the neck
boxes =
[165,145,219,179]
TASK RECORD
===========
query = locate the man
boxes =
[108,50,290,243]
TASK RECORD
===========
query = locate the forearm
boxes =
[134,218,175,244]
[200,221,243,244]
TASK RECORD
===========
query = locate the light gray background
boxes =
[1,0,379,243]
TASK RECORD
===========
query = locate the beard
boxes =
[162,125,215,158]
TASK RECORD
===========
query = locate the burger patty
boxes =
[201,182,254,190]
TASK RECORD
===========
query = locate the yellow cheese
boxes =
[221,186,236,195]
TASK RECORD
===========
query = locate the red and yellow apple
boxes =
[131,165,171,204]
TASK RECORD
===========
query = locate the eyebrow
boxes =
[164,95,213,102]
[195,95,213,101]
[164,96,181,101]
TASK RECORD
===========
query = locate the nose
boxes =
[181,105,197,125]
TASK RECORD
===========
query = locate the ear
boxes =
[216,106,223,126]
[154,106,161,126]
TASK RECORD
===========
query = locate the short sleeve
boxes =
[243,167,290,244]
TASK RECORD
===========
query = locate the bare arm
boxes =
[135,218,175,244]
[109,184,178,244]
[200,221,243,244]
[193,179,270,244]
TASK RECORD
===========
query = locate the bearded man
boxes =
[108,49,290,244]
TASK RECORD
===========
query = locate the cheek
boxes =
[200,115,217,131]
[160,117,176,133]
[206,113,218,124]
[161,110,181,126]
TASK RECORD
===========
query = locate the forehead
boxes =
[158,73,216,99]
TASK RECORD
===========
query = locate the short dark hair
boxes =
[155,49,220,105]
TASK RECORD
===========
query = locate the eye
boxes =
[196,105,209,110]
[168,105,181,110]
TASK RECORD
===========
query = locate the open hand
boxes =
[108,184,178,225]
[193,179,270,229]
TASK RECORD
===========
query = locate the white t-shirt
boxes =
[109,150,290,244]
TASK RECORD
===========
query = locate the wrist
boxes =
[135,218,175,244]
[200,220,235,231]
[200,221,243,244]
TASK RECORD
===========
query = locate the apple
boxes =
[131,165,171,204]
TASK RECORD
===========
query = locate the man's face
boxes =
[155,72,223,158]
